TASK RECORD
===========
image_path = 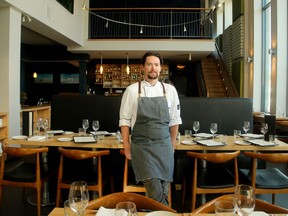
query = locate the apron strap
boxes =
[138,81,166,98]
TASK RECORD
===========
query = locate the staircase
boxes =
[201,56,228,97]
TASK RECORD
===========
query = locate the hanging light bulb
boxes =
[33,72,37,78]
[105,20,109,28]
[99,53,103,74]
[140,26,143,34]
[183,24,187,32]
[126,53,130,75]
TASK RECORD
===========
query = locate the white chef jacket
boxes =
[119,80,182,130]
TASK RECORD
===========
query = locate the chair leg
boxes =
[0,185,3,206]
[56,186,61,207]
[181,177,186,210]
[272,194,276,204]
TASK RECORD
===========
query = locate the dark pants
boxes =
[143,178,169,206]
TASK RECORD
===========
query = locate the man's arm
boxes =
[170,124,179,149]
[121,125,131,160]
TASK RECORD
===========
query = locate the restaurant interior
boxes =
[0,0,288,215]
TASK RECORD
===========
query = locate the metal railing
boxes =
[88,8,213,39]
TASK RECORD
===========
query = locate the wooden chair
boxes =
[240,151,288,204]
[55,147,110,207]
[0,146,50,216]
[192,194,288,213]
[182,150,240,211]
[119,149,172,207]
[86,192,177,213]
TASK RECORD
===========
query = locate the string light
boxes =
[183,24,187,32]
[82,0,87,10]
[105,20,109,28]
[88,10,213,29]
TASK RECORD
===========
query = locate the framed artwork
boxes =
[35,74,53,84]
[60,74,79,84]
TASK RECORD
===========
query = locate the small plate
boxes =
[64,131,74,135]
[12,135,28,140]
[57,137,73,142]
[181,140,196,145]
[146,211,177,216]
[235,140,250,145]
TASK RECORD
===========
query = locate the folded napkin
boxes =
[27,136,46,141]
[96,206,116,216]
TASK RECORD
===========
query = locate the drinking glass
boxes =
[243,121,250,134]
[115,201,138,216]
[42,119,49,139]
[36,118,43,135]
[82,119,89,134]
[92,120,100,134]
[210,123,218,139]
[68,181,89,216]
[233,184,255,216]
[193,121,200,134]
[260,123,268,139]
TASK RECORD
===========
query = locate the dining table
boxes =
[6,133,288,152]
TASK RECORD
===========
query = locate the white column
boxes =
[0,7,21,137]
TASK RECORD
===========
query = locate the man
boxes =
[119,51,182,205]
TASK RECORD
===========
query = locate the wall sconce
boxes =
[247,56,253,63]
[189,53,192,61]
[268,48,276,55]
[22,15,32,22]
[82,0,87,9]
[33,72,37,78]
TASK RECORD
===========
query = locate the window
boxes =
[262,0,271,113]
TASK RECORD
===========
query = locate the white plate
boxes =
[181,140,196,145]
[12,135,28,140]
[250,211,269,216]
[197,139,225,146]
[57,137,73,142]
[146,211,177,216]
[64,131,74,135]
[235,140,250,145]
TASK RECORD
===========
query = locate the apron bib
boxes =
[131,81,174,182]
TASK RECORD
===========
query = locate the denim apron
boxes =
[131,81,174,183]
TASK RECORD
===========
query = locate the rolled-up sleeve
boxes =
[167,86,182,127]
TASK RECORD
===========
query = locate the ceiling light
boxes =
[189,53,192,61]
[176,64,185,70]
[33,72,37,78]
[99,53,103,74]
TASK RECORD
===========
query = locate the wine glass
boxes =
[243,121,250,134]
[210,122,218,139]
[234,184,255,216]
[115,201,138,216]
[193,121,200,134]
[260,123,268,139]
[82,119,89,135]
[68,181,89,216]
[92,120,100,133]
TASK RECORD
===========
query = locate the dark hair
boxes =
[141,51,163,65]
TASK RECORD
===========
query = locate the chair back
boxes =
[56,147,110,207]
[86,192,176,213]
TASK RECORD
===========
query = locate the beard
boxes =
[147,72,159,80]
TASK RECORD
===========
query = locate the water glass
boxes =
[64,200,77,216]
[233,130,241,141]
[115,201,137,216]
[215,200,236,216]
[78,128,85,136]
[184,130,192,141]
